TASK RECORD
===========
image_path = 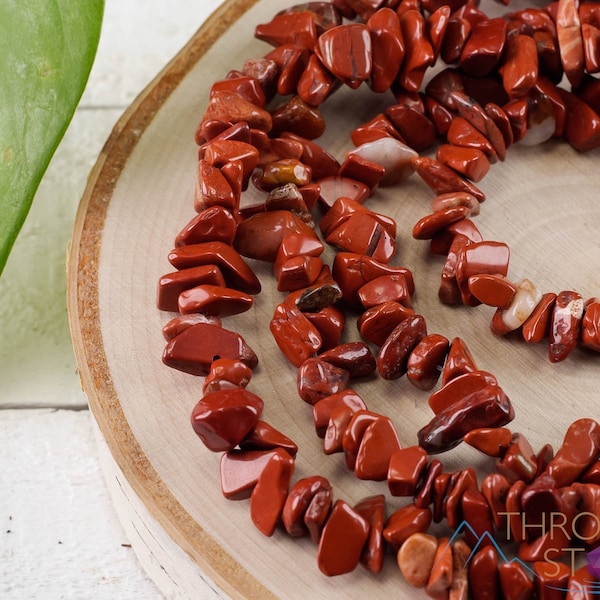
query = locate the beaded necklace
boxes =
[157,0,600,596]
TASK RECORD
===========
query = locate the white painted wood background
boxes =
[0,1,225,597]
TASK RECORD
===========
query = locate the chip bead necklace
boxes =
[156,0,600,596]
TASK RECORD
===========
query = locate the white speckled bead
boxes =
[350,137,418,186]
[500,279,543,332]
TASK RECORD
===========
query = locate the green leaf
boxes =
[0,0,104,276]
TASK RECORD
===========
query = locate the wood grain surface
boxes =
[68,0,600,598]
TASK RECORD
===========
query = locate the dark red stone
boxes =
[168,241,261,294]
[354,494,386,573]
[270,302,322,367]
[250,448,295,536]
[191,388,264,452]
[162,323,258,376]
[418,384,514,453]
[377,314,427,380]
[317,500,370,576]
[282,475,332,537]
[297,357,350,405]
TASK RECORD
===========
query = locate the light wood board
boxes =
[67,0,600,598]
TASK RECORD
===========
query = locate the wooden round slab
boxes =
[68,0,600,598]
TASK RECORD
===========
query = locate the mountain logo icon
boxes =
[435,520,600,595]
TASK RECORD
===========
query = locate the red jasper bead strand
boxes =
[154,0,600,596]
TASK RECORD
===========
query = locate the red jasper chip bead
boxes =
[304,305,345,350]
[413,206,472,241]
[496,432,538,483]
[564,564,597,599]
[156,265,227,312]
[386,104,438,152]
[354,494,386,574]
[312,389,367,437]
[342,409,381,470]
[446,115,499,163]
[210,74,267,109]
[388,446,429,496]
[463,426,513,457]
[406,333,450,391]
[202,140,260,183]
[467,273,518,309]
[436,143,491,182]
[191,388,264,452]
[414,458,442,509]
[168,241,261,295]
[162,313,221,341]
[163,323,258,376]
[323,404,355,455]
[281,475,332,537]
[498,561,535,600]
[432,472,452,524]
[234,210,317,263]
[203,357,252,394]
[297,357,350,405]
[412,155,486,202]
[398,9,435,93]
[270,303,322,367]
[455,240,511,306]
[178,284,254,317]
[377,314,427,380]
[548,289,584,362]
[441,336,478,385]
[582,299,600,351]
[383,504,433,550]
[429,370,498,415]
[444,467,478,530]
[418,383,514,453]
[461,488,495,547]
[195,161,237,212]
[280,132,340,181]
[338,153,385,191]
[358,301,415,347]
[431,218,483,256]
[202,90,273,133]
[304,487,334,543]
[543,418,600,486]
[265,44,310,98]
[297,53,338,106]
[468,546,500,599]
[332,252,415,309]
[220,448,283,500]
[358,274,413,309]
[326,213,397,263]
[317,499,370,576]
[255,11,318,50]
[481,472,511,532]
[459,17,507,76]
[250,448,295,537]
[425,536,453,598]
[319,342,376,378]
[239,420,298,456]
[533,560,571,599]
[276,256,323,292]
[175,205,238,247]
[354,416,402,481]
[316,23,372,88]
[367,8,404,93]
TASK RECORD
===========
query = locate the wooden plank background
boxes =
[0,1,225,598]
